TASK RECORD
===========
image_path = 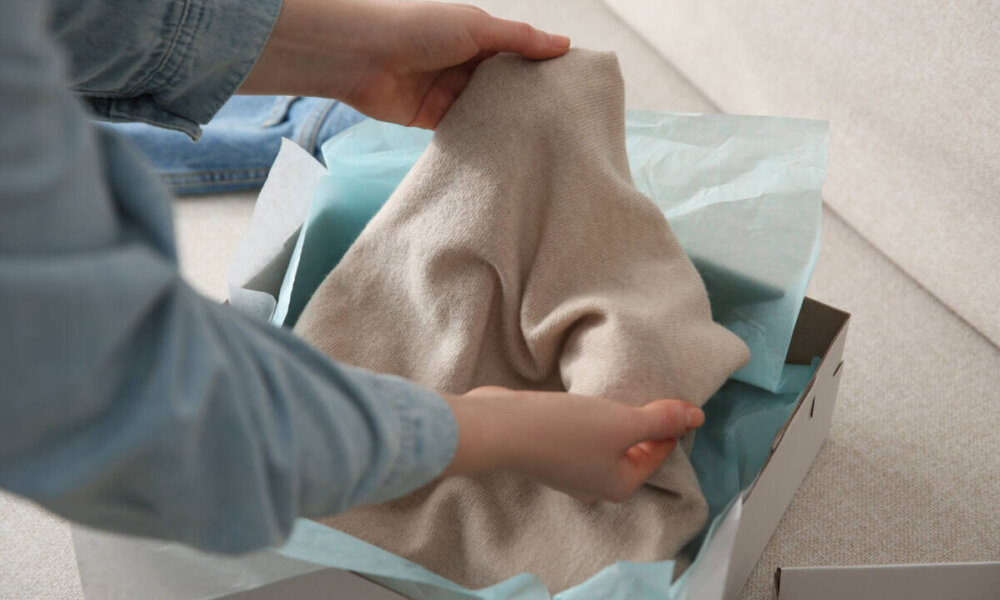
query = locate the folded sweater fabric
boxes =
[295,49,749,591]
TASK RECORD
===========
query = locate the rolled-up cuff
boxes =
[362,375,459,505]
[83,0,282,140]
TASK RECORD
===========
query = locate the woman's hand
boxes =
[240,0,571,128]
[442,387,704,503]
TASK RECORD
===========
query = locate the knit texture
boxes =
[295,49,749,591]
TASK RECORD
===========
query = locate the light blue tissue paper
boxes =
[624,112,827,391]
[271,122,434,327]
[686,360,818,550]
[274,113,828,392]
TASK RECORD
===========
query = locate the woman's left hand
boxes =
[440,387,704,504]
[240,0,571,128]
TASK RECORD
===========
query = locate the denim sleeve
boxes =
[51,0,282,140]
[0,0,457,554]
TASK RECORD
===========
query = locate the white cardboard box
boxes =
[776,562,1000,600]
[72,296,854,599]
[717,296,849,599]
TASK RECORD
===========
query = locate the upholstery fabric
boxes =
[604,0,1000,348]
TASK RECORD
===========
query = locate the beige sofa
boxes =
[2,1,997,598]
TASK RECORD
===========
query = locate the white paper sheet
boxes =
[225,139,326,321]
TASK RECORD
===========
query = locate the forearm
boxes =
[238,0,373,100]
[0,0,456,553]
[0,258,457,553]
[442,387,702,504]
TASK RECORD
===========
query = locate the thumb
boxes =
[632,399,704,445]
[622,439,679,490]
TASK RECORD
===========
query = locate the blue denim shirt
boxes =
[0,0,457,553]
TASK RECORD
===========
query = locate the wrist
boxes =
[441,390,521,478]
[239,0,375,100]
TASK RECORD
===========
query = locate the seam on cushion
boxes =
[600,0,721,113]
[821,204,1000,352]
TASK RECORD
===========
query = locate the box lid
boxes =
[776,562,1000,600]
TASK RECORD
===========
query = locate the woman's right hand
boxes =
[441,386,704,503]
[240,0,571,129]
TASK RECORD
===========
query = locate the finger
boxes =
[632,400,704,444]
[624,438,678,482]
[408,63,478,129]
[466,384,510,396]
[476,16,571,60]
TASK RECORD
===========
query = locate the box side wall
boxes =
[777,563,1000,600]
[723,301,850,600]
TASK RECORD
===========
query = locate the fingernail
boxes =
[685,405,705,429]
[550,34,571,49]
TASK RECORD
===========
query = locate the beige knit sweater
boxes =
[295,49,749,592]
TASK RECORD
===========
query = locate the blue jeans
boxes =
[101,96,366,195]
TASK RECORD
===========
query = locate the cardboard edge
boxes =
[750,298,849,497]
[776,563,1000,600]
[211,568,411,600]
[723,298,851,600]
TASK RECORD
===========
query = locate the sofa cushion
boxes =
[741,207,1000,598]
[605,0,1000,347]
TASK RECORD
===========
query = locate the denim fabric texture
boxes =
[53,0,283,139]
[0,0,458,554]
[102,96,367,195]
